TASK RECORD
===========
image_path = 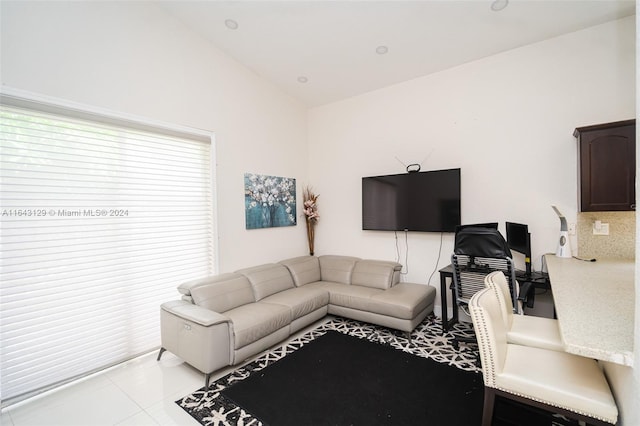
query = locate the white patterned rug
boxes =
[176,315,479,426]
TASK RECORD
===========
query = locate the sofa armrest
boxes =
[161,300,230,327]
[160,300,233,375]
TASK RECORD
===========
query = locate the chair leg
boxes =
[482,387,496,426]
[205,373,212,390]
[156,347,166,361]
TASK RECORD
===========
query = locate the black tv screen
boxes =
[362,168,461,232]
[506,221,532,276]
[505,222,530,255]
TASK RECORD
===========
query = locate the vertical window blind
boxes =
[0,102,216,404]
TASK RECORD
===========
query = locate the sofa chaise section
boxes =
[285,256,435,334]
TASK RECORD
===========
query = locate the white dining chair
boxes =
[469,285,618,426]
[484,271,564,351]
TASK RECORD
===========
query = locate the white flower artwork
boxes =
[244,173,297,229]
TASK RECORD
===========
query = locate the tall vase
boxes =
[306,219,315,256]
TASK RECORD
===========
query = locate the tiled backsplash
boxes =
[577,211,635,260]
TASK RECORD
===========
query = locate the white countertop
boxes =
[545,255,635,366]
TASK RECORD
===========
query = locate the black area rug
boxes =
[176,316,481,426]
[221,330,483,426]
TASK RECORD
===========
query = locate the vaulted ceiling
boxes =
[160,1,636,107]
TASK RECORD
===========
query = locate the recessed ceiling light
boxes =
[376,46,389,55]
[490,0,508,11]
[297,76,308,83]
[225,19,239,30]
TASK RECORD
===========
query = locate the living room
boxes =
[1,1,638,425]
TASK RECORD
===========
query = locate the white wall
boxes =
[308,15,635,303]
[308,15,637,424]
[0,1,309,272]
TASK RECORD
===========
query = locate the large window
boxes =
[0,95,216,404]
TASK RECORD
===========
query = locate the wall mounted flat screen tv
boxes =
[362,168,461,233]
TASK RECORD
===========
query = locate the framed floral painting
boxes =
[244,173,297,229]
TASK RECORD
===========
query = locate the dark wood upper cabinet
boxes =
[574,119,636,212]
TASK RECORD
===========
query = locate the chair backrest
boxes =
[451,226,519,312]
[469,287,508,388]
[484,271,515,329]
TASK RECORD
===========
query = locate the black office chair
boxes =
[450,226,533,348]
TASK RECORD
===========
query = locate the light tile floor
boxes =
[1,349,235,426]
[1,318,331,426]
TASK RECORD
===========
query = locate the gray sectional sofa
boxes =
[158,255,436,387]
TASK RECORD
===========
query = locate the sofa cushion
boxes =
[279,256,321,287]
[328,285,381,311]
[236,263,295,301]
[224,302,291,349]
[261,287,329,319]
[319,255,360,284]
[187,273,255,312]
[352,259,402,290]
[368,283,436,320]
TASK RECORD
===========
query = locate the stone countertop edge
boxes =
[545,255,635,367]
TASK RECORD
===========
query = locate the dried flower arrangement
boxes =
[302,186,319,255]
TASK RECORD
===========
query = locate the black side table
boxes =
[438,264,456,334]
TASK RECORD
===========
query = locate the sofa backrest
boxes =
[178,256,403,312]
[236,263,295,301]
[279,256,321,287]
[351,259,402,290]
[318,255,360,284]
[184,273,255,313]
